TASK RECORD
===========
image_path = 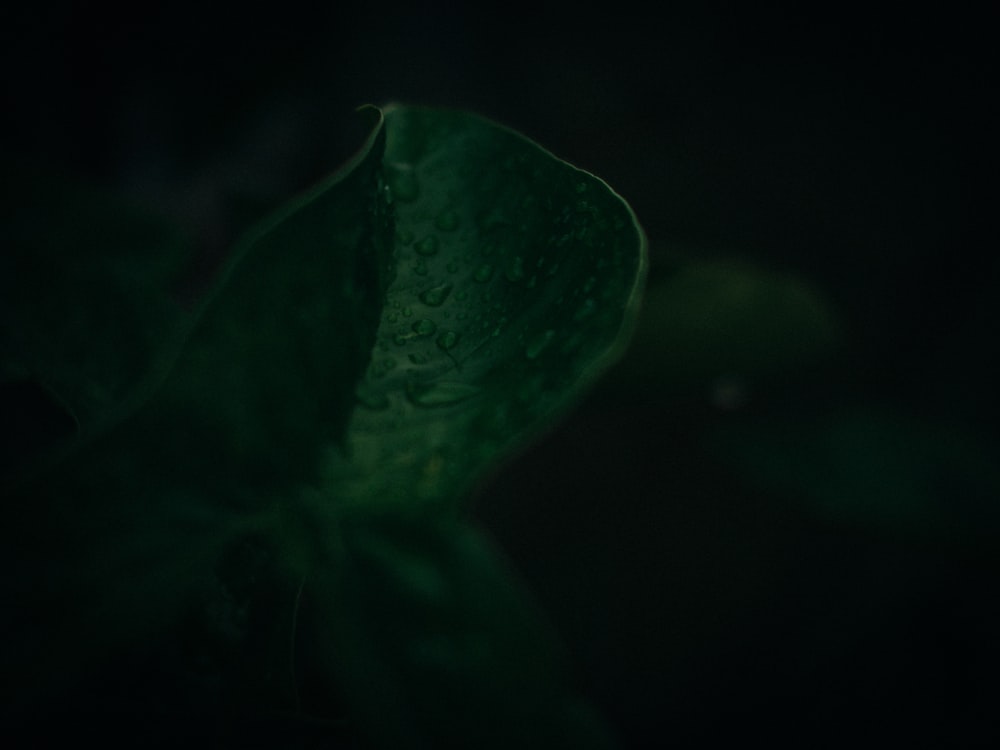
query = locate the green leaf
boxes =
[7,103,644,519]
[322,105,646,509]
[144,104,393,493]
[1,105,644,743]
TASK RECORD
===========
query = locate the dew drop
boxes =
[371,358,396,379]
[573,298,597,321]
[436,330,460,350]
[415,235,439,256]
[575,181,588,194]
[407,381,480,408]
[412,318,437,336]
[419,283,453,307]
[505,256,525,282]
[525,329,556,360]
[409,352,429,365]
[356,387,390,411]
[473,264,495,283]
[413,259,429,276]
[434,210,460,231]
[397,228,415,246]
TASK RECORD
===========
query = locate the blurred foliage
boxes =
[711,404,1000,542]
[617,256,843,396]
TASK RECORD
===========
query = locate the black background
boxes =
[3,2,996,746]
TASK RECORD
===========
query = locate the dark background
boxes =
[3,2,996,746]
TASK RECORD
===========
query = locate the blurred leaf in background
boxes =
[616,256,843,401]
[0,156,197,476]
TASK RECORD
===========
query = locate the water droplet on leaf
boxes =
[356,386,390,411]
[436,331,459,350]
[573,298,596,321]
[525,329,556,360]
[419,283,453,307]
[407,381,480,408]
[412,318,437,336]
[415,235,439,256]
[505,256,525,282]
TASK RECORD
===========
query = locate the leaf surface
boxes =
[324,106,646,509]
